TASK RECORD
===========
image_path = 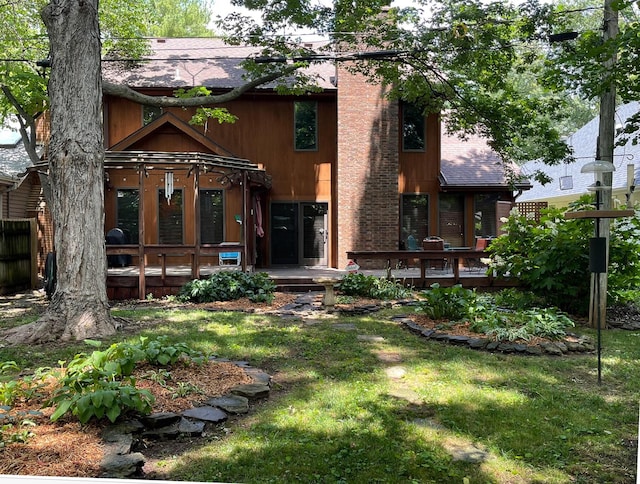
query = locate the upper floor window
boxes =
[143,105,162,126]
[294,101,317,151]
[402,103,425,151]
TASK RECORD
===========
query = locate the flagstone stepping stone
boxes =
[387,387,422,404]
[206,395,250,414]
[230,383,270,400]
[357,334,385,342]
[375,351,403,363]
[412,418,446,431]
[178,417,206,436]
[444,442,490,463]
[385,366,407,379]
[244,368,272,385]
[182,406,228,423]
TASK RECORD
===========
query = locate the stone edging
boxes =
[100,357,272,479]
[392,316,596,356]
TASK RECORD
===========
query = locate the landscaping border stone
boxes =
[100,358,272,479]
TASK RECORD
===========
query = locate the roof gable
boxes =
[109,111,237,157]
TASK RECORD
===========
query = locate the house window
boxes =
[294,101,317,151]
[143,105,162,125]
[474,194,501,238]
[116,189,139,244]
[158,188,183,244]
[200,189,224,244]
[402,102,425,151]
[401,194,429,247]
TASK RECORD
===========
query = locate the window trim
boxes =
[293,100,318,152]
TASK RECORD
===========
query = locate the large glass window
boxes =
[402,102,426,151]
[294,101,318,151]
[158,189,183,244]
[401,194,429,248]
[116,189,139,244]
[439,193,465,247]
[200,189,224,244]
[474,194,501,238]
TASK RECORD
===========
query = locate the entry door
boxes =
[302,203,328,266]
[270,202,328,266]
[439,194,465,247]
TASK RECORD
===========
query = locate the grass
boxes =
[0,302,638,483]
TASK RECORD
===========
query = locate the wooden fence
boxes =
[0,219,37,295]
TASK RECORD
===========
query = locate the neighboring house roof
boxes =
[440,129,530,190]
[519,102,640,203]
[102,37,336,91]
[0,140,34,180]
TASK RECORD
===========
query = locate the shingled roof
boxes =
[519,102,640,202]
[102,37,336,90]
[440,127,529,190]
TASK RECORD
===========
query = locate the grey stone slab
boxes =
[141,412,181,429]
[356,334,386,342]
[385,366,407,379]
[101,452,146,478]
[230,383,270,400]
[178,417,206,436]
[182,405,228,423]
[206,394,250,414]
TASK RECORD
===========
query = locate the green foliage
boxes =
[46,337,201,424]
[178,271,276,303]
[469,306,575,342]
[487,202,591,314]
[336,273,412,300]
[488,201,640,314]
[416,283,478,320]
[493,288,546,311]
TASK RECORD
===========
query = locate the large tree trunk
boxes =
[3,0,115,344]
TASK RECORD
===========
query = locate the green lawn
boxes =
[1,302,638,483]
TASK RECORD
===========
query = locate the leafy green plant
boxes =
[0,420,36,448]
[178,271,276,303]
[416,283,478,320]
[488,200,640,314]
[45,337,203,424]
[493,288,546,311]
[172,381,203,399]
[336,273,412,300]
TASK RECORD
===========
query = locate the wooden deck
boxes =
[107,263,517,300]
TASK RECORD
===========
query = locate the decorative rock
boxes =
[142,423,181,440]
[244,369,271,385]
[448,335,470,345]
[141,412,181,429]
[420,329,435,338]
[101,452,145,478]
[467,338,489,349]
[178,417,206,436]
[555,342,568,353]
[432,333,450,341]
[540,342,563,356]
[206,395,250,414]
[513,344,528,353]
[526,345,544,355]
[102,430,134,455]
[230,383,270,400]
[497,343,516,353]
[182,406,228,423]
[486,341,500,351]
[106,419,145,435]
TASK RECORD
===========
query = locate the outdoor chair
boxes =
[465,238,490,271]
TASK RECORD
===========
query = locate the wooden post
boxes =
[590,0,618,328]
[194,165,200,279]
[138,164,146,300]
[29,218,38,289]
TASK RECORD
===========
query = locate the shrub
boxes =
[416,283,478,320]
[336,273,412,300]
[46,337,201,424]
[487,198,640,314]
[178,270,276,303]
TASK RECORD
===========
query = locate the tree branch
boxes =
[0,85,41,165]
[103,64,301,106]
